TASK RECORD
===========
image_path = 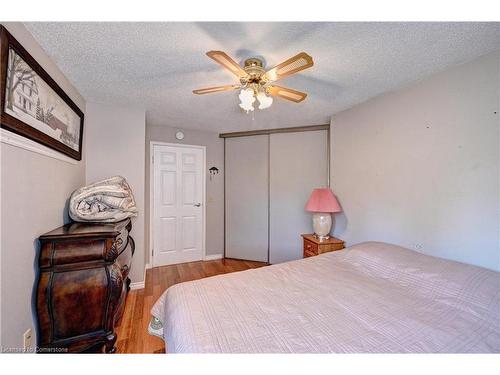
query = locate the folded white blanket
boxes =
[69,176,138,223]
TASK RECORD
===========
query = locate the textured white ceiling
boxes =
[25,22,500,133]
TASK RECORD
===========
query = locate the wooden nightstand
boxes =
[301,234,345,258]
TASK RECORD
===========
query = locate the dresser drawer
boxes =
[116,236,133,279]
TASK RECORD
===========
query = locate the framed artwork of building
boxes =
[0,25,84,160]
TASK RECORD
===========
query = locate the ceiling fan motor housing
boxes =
[242,57,267,85]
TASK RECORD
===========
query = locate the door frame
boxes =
[149,141,207,267]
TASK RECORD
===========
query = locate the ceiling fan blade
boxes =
[264,52,314,82]
[192,85,240,95]
[206,51,248,79]
[267,85,308,103]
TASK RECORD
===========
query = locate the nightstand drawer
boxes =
[303,239,318,257]
[302,234,345,258]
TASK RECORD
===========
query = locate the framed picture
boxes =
[0,25,84,160]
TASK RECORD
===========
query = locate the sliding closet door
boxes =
[269,130,328,264]
[225,135,269,262]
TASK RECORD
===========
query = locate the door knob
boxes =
[194,203,201,207]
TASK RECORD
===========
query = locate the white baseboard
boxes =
[128,264,149,290]
[129,281,145,290]
[203,254,223,261]
[145,263,152,270]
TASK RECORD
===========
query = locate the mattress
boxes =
[150,242,500,353]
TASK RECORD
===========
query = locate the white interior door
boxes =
[153,144,205,267]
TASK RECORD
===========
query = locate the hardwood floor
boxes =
[115,258,267,354]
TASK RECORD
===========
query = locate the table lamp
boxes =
[305,188,342,240]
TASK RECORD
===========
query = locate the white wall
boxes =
[330,51,500,271]
[145,125,224,260]
[0,23,86,349]
[85,102,146,283]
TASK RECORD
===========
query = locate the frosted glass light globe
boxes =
[239,101,255,112]
[239,88,256,113]
[256,91,273,110]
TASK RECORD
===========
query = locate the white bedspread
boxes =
[150,242,500,353]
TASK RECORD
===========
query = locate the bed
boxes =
[149,242,500,353]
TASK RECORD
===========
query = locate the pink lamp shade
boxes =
[305,188,342,213]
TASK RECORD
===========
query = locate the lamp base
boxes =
[313,233,330,241]
[312,212,332,240]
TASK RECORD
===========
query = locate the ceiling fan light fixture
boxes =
[239,88,256,113]
[194,51,313,113]
[256,91,273,110]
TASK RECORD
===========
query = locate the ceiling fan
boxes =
[193,51,314,113]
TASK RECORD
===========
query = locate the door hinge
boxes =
[152,248,154,256]
[152,155,154,164]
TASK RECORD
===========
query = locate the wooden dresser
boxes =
[302,234,345,258]
[35,219,134,353]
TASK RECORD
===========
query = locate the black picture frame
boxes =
[0,25,84,161]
